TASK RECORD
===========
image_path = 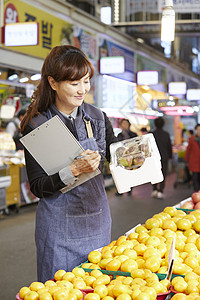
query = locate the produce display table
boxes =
[15,191,200,300]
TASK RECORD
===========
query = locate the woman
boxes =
[185,124,200,191]
[21,45,117,282]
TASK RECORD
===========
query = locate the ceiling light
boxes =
[19,77,29,83]
[137,38,144,44]
[161,0,175,42]
[194,106,199,112]
[8,73,18,81]
[114,0,119,23]
[30,74,41,81]
[186,107,194,113]
[101,7,111,25]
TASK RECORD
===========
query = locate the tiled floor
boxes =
[0,172,193,300]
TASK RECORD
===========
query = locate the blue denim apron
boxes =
[35,106,112,282]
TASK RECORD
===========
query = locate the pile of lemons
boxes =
[18,267,170,300]
[85,207,200,299]
[18,206,200,300]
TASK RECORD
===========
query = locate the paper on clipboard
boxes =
[20,115,100,193]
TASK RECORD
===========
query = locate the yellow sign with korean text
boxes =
[3,0,74,58]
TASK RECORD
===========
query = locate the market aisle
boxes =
[0,172,192,300]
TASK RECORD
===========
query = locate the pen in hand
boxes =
[74,150,104,160]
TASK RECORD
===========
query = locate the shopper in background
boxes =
[117,118,137,141]
[6,109,26,150]
[140,127,149,135]
[188,129,194,139]
[20,45,117,282]
[115,118,137,196]
[184,124,200,192]
[151,117,172,199]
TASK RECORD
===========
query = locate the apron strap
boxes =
[83,116,93,138]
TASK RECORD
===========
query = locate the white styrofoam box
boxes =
[109,133,163,194]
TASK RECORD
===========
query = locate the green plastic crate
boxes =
[176,207,195,214]
[78,261,184,280]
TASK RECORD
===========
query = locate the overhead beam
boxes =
[111,19,200,27]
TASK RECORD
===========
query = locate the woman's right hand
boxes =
[70,149,101,177]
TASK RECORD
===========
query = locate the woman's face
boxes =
[48,72,90,114]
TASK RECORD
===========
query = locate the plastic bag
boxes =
[111,136,151,170]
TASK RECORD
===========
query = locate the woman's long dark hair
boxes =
[21,45,94,132]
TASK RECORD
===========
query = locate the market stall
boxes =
[0,132,38,214]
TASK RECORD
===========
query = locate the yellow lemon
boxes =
[144,256,160,273]
[173,280,188,293]
[134,244,147,256]
[24,291,39,300]
[135,225,148,234]
[145,236,160,247]
[39,292,52,300]
[94,284,108,298]
[54,270,66,281]
[116,294,131,300]
[106,258,121,271]
[90,269,103,279]
[88,251,102,264]
[112,284,130,297]
[37,288,49,296]
[84,293,100,300]
[19,287,31,299]
[145,218,160,230]
[123,248,137,260]
[171,293,186,300]
[140,287,156,300]
[185,256,199,269]
[127,232,139,240]
[163,206,177,216]
[29,282,45,292]
[120,259,138,273]
[70,289,84,300]
[162,219,177,232]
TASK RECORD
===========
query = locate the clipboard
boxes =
[20,115,100,193]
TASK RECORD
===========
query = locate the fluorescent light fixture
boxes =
[137,38,144,44]
[187,89,200,101]
[100,7,111,25]
[100,56,125,74]
[161,0,175,42]
[160,105,195,116]
[8,74,18,81]
[19,77,29,83]
[114,0,119,23]
[168,81,187,95]
[194,106,199,112]
[137,70,159,85]
[30,74,41,81]
[4,22,39,46]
